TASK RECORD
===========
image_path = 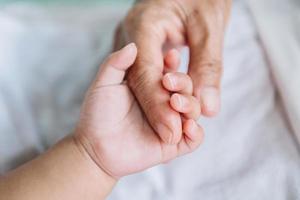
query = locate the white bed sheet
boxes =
[0,1,299,199]
[249,0,300,145]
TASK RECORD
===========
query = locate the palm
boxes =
[76,43,202,179]
[79,84,184,178]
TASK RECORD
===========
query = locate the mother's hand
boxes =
[114,0,232,144]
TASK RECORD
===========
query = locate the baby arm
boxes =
[0,44,203,200]
[0,136,116,200]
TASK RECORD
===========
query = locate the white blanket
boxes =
[0,1,299,199]
[249,0,300,145]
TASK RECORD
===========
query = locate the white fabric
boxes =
[0,1,299,199]
[0,3,129,172]
[248,0,300,145]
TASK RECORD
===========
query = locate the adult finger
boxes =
[186,2,230,117]
[126,29,182,145]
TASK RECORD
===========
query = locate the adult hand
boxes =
[114,0,231,144]
[74,44,203,178]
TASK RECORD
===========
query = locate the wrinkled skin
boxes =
[74,44,203,178]
[114,0,232,144]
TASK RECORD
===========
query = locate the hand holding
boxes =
[114,0,231,144]
[74,44,204,178]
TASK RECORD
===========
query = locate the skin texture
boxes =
[0,137,116,200]
[0,44,203,200]
[75,43,204,178]
[0,1,232,197]
[114,0,232,145]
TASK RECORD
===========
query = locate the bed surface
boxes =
[0,1,299,199]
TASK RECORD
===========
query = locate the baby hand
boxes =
[74,44,203,179]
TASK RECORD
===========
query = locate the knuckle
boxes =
[126,65,161,112]
[202,61,223,75]
[190,60,223,88]
[127,66,149,95]
[124,3,162,32]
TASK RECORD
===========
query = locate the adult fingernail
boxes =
[201,87,220,116]
[157,123,173,144]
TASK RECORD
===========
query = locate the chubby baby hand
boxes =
[74,44,203,179]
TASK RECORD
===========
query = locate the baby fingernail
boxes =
[201,87,220,115]
[174,94,183,109]
[165,73,175,89]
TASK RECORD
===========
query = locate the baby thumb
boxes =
[96,43,137,87]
